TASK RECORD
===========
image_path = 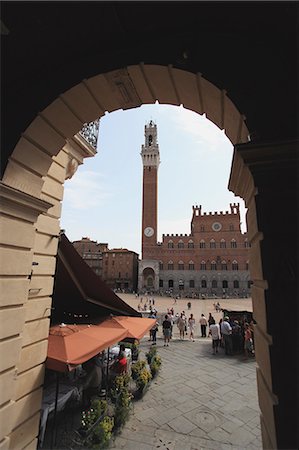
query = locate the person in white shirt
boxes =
[188,313,196,342]
[199,314,208,337]
[209,319,221,354]
[220,316,233,355]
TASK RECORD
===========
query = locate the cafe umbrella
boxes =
[45,323,128,448]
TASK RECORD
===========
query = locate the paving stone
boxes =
[176,399,201,413]
[137,407,159,420]
[168,415,199,434]
[228,426,257,446]
[152,407,182,426]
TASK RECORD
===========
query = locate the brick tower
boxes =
[139,120,160,291]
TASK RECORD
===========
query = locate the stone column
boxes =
[229,139,298,450]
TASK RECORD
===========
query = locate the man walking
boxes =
[199,314,208,337]
[221,316,233,355]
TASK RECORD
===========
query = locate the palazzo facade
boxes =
[138,121,251,297]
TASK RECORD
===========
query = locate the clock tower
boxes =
[138,120,160,292]
[141,120,160,258]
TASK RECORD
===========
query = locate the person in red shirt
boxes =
[110,344,128,376]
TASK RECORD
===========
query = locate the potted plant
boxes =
[145,346,157,365]
[134,367,152,399]
[110,374,133,431]
[150,355,162,378]
[131,360,146,380]
[79,399,114,448]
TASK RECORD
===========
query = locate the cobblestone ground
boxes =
[111,334,262,450]
[110,295,261,450]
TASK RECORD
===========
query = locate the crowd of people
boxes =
[146,307,255,359]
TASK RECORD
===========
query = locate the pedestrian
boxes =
[150,313,159,346]
[244,322,253,359]
[162,314,172,347]
[208,312,215,327]
[232,320,242,353]
[188,313,195,341]
[199,314,208,337]
[177,313,186,339]
[209,319,221,354]
[220,316,233,355]
[168,311,174,339]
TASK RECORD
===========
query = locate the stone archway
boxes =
[1,64,279,449]
[142,267,155,290]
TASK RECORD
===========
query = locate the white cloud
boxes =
[63,169,112,210]
[165,106,231,154]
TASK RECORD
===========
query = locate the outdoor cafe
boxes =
[39,316,156,448]
[38,234,156,448]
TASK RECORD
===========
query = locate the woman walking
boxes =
[177,313,186,340]
[188,313,196,342]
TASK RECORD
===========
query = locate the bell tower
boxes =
[141,120,160,259]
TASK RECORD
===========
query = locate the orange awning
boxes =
[46,324,128,372]
[98,316,157,340]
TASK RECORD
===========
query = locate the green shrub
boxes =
[150,354,162,377]
[88,415,114,448]
[81,399,107,431]
[135,367,152,390]
[145,346,157,364]
[131,360,146,380]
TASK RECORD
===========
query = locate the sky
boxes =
[60,104,247,256]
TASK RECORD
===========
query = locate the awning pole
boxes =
[51,372,60,449]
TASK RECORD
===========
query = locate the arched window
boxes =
[201,279,207,288]
[168,240,174,248]
[168,261,174,270]
[178,240,184,249]
[199,240,206,249]
[231,239,237,248]
[220,239,226,249]
[229,224,234,231]
[233,280,239,289]
[168,279,174,288]
[232,260,239,270]
[246,261,249,271]
[211,261,217,270]
[221,260,227,270]
[244,239,250,248]
[188,240,194,248]
[200,225,205,232]
[189,279,195,288]
[188,261,194,270]
[159,261,164,270]
[159,279,163,287]
[211,279,217,288]
[178,261,184,270]
[210,239,216,249]
[222,280,228,289]
[200,261,206,270]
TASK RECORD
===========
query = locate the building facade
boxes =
[138,121,251,297]
[73,237,108,276]
[102,248,139,292]
[73,238,139,292]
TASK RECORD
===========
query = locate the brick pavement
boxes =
[111,332,262,450]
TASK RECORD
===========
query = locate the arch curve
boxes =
[3,64,248,198]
